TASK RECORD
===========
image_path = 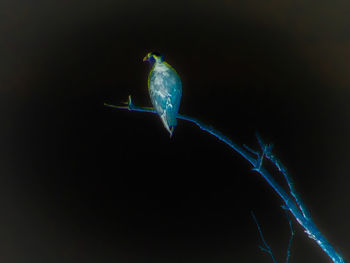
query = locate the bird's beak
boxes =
[143,55,148,62]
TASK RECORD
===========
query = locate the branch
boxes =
[251,208,294,263]
[256,133,311,221]
[104,97,256,164]
[251,211,277,263]
[105,96,346,263]
[282,207,295,263]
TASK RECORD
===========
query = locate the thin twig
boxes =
[283,207,295,263]
[251,211,277,263]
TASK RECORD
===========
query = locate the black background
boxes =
[1,0,350,262]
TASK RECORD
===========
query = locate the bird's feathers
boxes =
[147,59,182,136]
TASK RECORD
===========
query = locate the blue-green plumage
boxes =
[143,52,182,136]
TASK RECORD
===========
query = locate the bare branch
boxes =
[105,97,346,263]
[251,211,277,263]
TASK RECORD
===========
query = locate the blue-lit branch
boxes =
[251,208,294,263]
[251,211,278,263]
[104,96,345,263]
[284,208,295,263]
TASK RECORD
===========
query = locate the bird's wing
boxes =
[148,63,182,135]
[149,74,167,116]
[150,70,181,115]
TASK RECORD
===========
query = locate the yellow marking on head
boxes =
[143,52,152,62]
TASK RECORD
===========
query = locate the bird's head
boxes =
[143,52,164,64]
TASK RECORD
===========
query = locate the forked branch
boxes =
[105,96,345,263]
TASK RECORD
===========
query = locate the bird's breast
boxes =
[147,61,182,134]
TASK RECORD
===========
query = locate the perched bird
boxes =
[143,52,182,136]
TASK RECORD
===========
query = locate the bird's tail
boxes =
[169,126,175,138]
[160,114,177,137]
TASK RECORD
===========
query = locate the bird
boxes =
[143,52,182,136]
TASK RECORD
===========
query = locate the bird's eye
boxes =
[152,52,161,57]
[152,52,164,62]
[145,52,164,64]
[149,55,155,64]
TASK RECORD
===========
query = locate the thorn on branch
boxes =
[127,95,133,109]
[252,143,267,173]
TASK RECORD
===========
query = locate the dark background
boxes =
[1,0,350,262]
